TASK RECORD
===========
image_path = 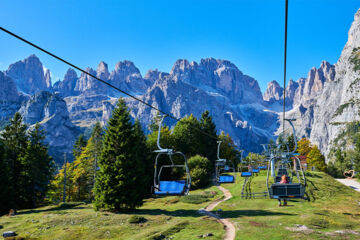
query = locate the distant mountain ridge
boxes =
[1,8,360,163]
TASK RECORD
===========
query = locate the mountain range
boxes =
[1,8,359,164]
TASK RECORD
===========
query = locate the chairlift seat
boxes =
[241,172,252,177]
[154,180,186,195]
[259,166,267,170]
[218,175,234,183]
[252,168,260,173]
[277,169,288,176]
[270,183,304,199]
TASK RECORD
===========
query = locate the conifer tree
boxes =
[133,119,152,197]
[0,139,10,214]
[73,134,87,159]
[20,124,54,207]
[286,134,295,152]
[1,112,28,211]
[94,99,146,211]
[199,110,218,168]
[72,122,104,201]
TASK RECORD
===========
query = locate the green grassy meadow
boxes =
[1,172,360,240]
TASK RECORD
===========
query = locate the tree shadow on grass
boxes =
[18,204,88,215]
[130,209,295,219]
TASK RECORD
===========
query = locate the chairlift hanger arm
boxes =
[217,141,222,160]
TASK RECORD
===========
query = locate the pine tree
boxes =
[1,112,28,211]
[94,99,146,211]
[72,122,104,201]
[286,134,295,152]
[133,119,152,198]
[199,110,218,168]
[73,134,87,159]
[0,139,10,214]
[20,124,54,207]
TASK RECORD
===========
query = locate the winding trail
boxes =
[336,178,360,192]
[198,185,236,240]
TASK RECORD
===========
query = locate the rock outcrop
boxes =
[285,9,360,155]
[0,71,19,103]
[263,80,283,103]
[170,58,263,104]
[53,68,79,97]
[5,54,51,94]
[19,91,80,162]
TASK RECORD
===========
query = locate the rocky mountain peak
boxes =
[5,54,51,94]
[44,68,51,88]
[144,69,169,83]
[263,80,283,102]
[170,59,191,75]
[64,68,78,81]
[53,68,79,97]
[74,67,107,95]
[97,61,110,80]
[285,79,299,106]
[114,60,141,76]
[97,61,109,73]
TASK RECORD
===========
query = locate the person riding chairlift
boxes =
[278,174,288,206]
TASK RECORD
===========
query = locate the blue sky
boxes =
[0,0,359,92]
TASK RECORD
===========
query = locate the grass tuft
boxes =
[147,221,189,240]
[128,215,147,224]
[180,195,210,204]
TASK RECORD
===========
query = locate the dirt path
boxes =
[198,185,236,240]
[336,178,360,192]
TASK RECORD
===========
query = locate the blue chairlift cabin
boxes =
[153,115,191,196]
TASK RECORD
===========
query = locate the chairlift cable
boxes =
[282,0,288,134]
[0,26,218,141]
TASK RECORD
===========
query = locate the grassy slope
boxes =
[1,172,360,240]
[217,171,360,240]
[0,186,224,240]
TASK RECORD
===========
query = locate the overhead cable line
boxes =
[282,0,288,134]
[0,26,218,141]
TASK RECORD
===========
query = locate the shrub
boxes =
[180,195,209,204]
[128,215,147,224]
[188,155,212,189]
[56,202,84,209]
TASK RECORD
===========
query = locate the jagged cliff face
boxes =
[282,61,336,139]
[0,71,22,127]
[53,68,79,97]
[126,73,278,152]
[54,60,153,98]
[19,91,80,162]
[0,71,19,102]
[292,61,336,108]
[307,9,360,155]
[263,80,283,103]
[279,9,360,157]
[5,55,51,94]
[170,58,263,104]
